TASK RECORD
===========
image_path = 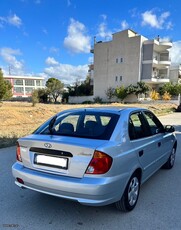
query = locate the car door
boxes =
[142,110,172,168]
[129,111,162,182]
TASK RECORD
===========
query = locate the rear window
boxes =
[34,111,119,140]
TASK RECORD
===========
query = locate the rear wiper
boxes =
[49,115,57,134]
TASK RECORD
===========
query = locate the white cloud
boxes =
[45,57,59,66]
[44,58,88,84]
[88,56,93,64]
[97,15,112,40]
[64,18,91,53]
[7,14,22,27]
[0,47,24,74]
[141,10,171,29]
[170,41,181,64]
[0,14,22,28]
[97,22,112,40]
[121,20,129,30]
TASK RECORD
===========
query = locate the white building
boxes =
[4,75,44,98]
[92,29,173,101]
[169,64,181,84]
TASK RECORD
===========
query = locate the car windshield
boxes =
[34,111,119,140]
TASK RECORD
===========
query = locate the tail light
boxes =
[16,142,22,162]
[86,151,112,174]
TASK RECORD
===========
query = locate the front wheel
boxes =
[162,147,176,169]
[115,174,140,212]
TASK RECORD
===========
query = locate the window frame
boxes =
[128,110,164,141]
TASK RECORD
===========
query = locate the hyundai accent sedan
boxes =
[12,107,177,211]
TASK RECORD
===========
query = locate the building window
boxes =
[25,87,34,93]
[116,57,123,63]
[36,80,41,86]
[115,76,118,82]
[14,87,24,93]
[120,76,122,81]
[25,79,35,86]
[14,79,23,85]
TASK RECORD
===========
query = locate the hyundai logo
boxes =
[44,143,52,148]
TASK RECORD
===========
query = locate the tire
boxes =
[162,147,176,169]
[115,174,140,212]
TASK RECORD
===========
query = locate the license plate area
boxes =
[34,154,68,170]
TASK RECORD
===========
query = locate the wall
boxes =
[69,95,94,104]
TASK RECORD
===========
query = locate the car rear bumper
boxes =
[12,162,128,206]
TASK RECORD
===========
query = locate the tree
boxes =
[115,86,128,103]
[68,76,93,97]
[3,81,13,100]
[126,84,135,95]
[132,81,149,98]
[37,88,48,103]
[159,82,181,96]
[0,69,6,100]
[31,89,39,106]
[0,68,12,101]
[46,78,64,103]
[105,87,115,101]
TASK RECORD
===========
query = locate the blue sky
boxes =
[0,0,181,84]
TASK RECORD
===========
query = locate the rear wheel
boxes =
[162,147,176,169]
[115,174,140,212]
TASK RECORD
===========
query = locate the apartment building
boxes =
[91,29,172,101]
[4,75,44,98]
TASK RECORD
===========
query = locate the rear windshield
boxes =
[34,111,119,140]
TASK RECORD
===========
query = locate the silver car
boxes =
[12,107,177,211]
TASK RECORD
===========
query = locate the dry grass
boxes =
[0,101,177,148]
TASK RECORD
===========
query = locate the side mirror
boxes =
[164,125,175,133]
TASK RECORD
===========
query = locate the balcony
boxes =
[144,39,172,52]
[143,76,170,84]
[152,58,171,68]
[154,41,172,52]
[143,56,171,68]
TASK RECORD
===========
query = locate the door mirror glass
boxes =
[164,125,175,133]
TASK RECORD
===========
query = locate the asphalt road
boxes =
[0,113,181,230]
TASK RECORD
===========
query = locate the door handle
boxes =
[139,150,144,157]
[158,142,161,147]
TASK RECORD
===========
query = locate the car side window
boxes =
[129,113,148,140]
[143,111,164,135]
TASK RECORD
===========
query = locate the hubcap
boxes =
[170,148,176,166]
[128,177,139,206]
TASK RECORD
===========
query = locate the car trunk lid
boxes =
[18,134,108,178]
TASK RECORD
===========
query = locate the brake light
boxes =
[16,142,22,162]
[86,151,112,174]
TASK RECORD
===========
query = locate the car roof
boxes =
[57,106,148,115]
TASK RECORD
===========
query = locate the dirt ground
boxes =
[0,101,177,141]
